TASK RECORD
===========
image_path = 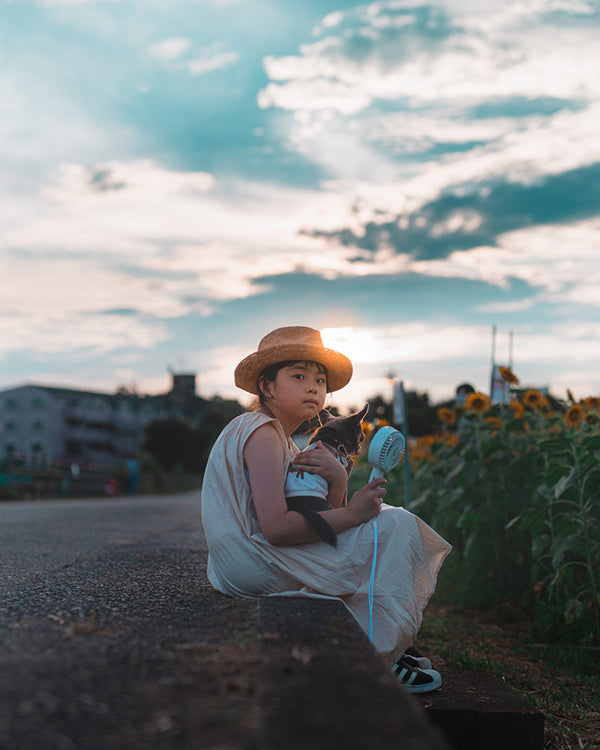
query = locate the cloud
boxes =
[147,37,192,61]
[260,0,599,115]
[0,305,167,358]
[146,36,239,75]
[304,161,600,261]
[204,316,600,408]
[0,158,357,358]
[36,0,123,5]
[3,0,598,406]
[188,47,239,75]
[255,0,600,308]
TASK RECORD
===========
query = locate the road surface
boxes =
[0,493,259,750]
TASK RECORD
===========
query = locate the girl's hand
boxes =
[292,441,348,488]
[347,477,387,524]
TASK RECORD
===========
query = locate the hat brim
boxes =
[234,343,353,395]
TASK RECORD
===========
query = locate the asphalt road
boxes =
[1,494,206,591]
[0,493,260,750]
[0,494,454,750]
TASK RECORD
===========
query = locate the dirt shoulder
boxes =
[417,602,600,750]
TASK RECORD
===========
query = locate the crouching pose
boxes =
[201,326,451,692]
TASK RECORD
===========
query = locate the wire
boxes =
[368,519,378,642]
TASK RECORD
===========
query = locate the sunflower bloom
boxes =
[509,398,524,419]
[584,396,600,409]
[485,416,502,431]
[585,412,597,425]
[523,390,543,408]
[565,404,583,426]
[464,392,491,414]
[438,407,457,425]
[498,366,519,384]
[446,434,459,447]
[362,422,375,440]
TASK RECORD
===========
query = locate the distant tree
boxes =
[366,390,438,436]
[366,395,393,425]
[144,417,196,472]
[196,399,244,469]
[144,398,245,474]
[405,390,437,436]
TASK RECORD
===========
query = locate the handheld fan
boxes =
[368,426,405,482]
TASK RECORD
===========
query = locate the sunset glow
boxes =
[1,0,598,407]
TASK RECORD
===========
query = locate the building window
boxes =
[31,397,44,409]
[4,398,17,409]
[66,440,83,455]
[32,420,44,432]
[5,421,16,431]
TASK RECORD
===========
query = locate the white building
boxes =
[0,376,198,467]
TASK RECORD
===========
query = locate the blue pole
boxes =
[393,379,412,508]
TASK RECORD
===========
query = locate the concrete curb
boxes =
[256,596,544,750]
[256,597,450,749]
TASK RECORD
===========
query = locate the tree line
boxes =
[143,390,442,475]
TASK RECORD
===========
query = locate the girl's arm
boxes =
[245,424,385,546]
[291,440,349,507]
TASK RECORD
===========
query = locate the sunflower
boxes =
[497,366,519,384]
[565,404,583,426]
[437,407,457,425]
[484,416,502,435]
[362,422,375,440]
[509,398,524,419]
[584,396,600,409]
[463,392,491,414]
[523,389,544,408]
[446,434,459,447]
[585,412,597,425]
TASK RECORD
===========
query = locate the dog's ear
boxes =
[318,409,333,425]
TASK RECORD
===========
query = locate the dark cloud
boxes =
[89,168,127,192]
[318,3,457,66]
[209,270,537,330]
[467,97,584,120]
[301,162,600,260]
[97,308,138,316]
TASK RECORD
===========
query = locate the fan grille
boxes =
[379,432,405,470]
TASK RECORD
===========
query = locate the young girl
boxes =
[201,326,451,692]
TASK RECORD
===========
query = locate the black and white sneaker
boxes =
[402,647,433,671]
[392,656,442,693]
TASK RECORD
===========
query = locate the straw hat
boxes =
[234,326,353,394]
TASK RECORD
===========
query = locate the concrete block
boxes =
[257,597,450,750]
[417,669,545,750]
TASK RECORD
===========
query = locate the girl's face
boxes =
[261,361,327,422]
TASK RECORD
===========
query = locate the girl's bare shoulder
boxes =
[245,420,284,455]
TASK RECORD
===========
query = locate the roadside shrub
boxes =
[363,380,600,647]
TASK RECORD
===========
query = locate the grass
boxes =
[418,601,600,750]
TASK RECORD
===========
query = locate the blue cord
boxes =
[367,519,378,642]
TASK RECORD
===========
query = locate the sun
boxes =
[321,326,381,365]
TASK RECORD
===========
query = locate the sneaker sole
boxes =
[392,667,442,694]
[404,671,442,693]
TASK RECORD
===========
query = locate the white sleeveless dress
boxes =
[201,411,451,663]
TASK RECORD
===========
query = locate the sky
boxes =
[2,0,599,412]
